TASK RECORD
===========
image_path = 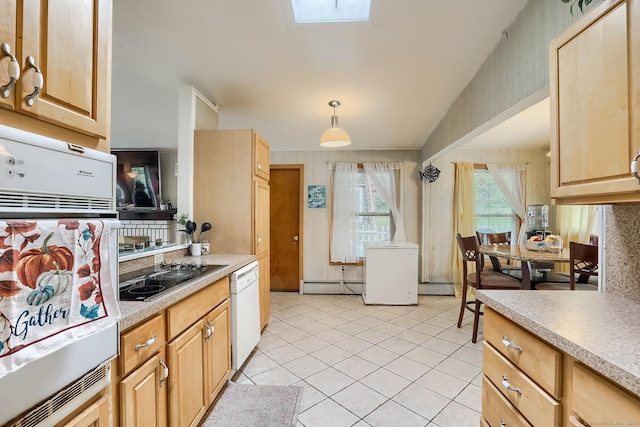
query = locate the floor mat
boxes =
[201,382,304,427]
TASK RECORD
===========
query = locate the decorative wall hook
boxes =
[419,163,441,183]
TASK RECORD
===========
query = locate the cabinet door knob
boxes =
[25,56,43,107]
[257,161,262,170]
[0,43,20,99]
[134,334,156,351]
[569,415,587,427]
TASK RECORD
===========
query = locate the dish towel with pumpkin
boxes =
[0,219,121,377]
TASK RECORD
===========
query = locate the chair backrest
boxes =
[589,234,599,246]
[570,241,598,289]
[476,231,511,246]
[476,231,511,271]
[457,233,480,262]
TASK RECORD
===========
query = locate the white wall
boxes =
[271,150,422,283]
[422,147,550,284]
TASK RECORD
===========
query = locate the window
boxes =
[354,169,393,258]
[291,0,371,23]
[331,163,398,263]
[474,167,514,233]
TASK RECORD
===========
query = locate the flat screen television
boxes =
[111,149,161,209]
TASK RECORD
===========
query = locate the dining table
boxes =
[479,244,571,290]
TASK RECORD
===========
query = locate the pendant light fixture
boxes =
[320,100,351,147]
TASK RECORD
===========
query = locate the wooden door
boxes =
[120,350,168,427]
[270,167,302,291]
[168,321,207,427]
[203,300,231,405]
[19,0,109,138]
[254,179,270,256]
[0,0,17,110]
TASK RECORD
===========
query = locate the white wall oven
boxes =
[0,125,120,426]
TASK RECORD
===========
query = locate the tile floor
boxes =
[234,292,484,427]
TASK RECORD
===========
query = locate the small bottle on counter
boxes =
[201,240,210,255]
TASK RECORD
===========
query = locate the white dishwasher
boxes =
[230,261,261,370]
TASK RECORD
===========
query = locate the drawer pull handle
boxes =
[502,336,522,352]
[159,358,169,387]
[204,320,215,339]
[569,415,587,427]
[500,419,506,427]
[135,334,156,351]
[25,56,43,107]
[501,375,521,395]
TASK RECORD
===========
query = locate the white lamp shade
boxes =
[320,127,351,147]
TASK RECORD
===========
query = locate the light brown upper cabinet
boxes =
[550,0,640,204]
[0,0,110,139]
[193,129,271,329]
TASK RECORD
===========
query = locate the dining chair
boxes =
[456,233,522,343]
[589,234,599,246]
[535,241,598,291]
[475,231,520,273]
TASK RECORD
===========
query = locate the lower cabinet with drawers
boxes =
[481,307,640,426]
[116,276,232,427]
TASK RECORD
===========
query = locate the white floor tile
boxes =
[255,334,288,352]
[264,343,307,365]
[332,382,388,418]
[431,400,482,427]
[389,315,421,329]
[305,367,356,396]
[403,346,448,367]
[436,329,473,345]
[383,356,431,381]
[450,345,484,367]
[421,337,462,356]
[291,336,330,353]
[297,321,332,335]
[360,368,411,398]
[310,345,353,365]
[434,357,482,382]
[410,322,446,336]
[415,369,469,400]
[364,400,429,427]
[298,397,360,427]
[454,383,482,412]
[275,327,311,343]
[377,336,418,355]
[264,320,294,334]
[352,315,386,328]
[426,316,457,329]
[358,345,401,367]
[392,383,451,420]
[395,329,431,345]
[250,365,301,386]
[240,352,280,377]
[356,328,392,344]
[333,355,379,380]
[314,328,351,344]
[283,355,329,379]
[334,336,374,354]
[293,380,327,412]
[335,321,370,335]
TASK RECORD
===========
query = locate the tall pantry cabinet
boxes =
[193,129,271,329]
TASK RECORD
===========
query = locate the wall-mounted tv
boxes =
[112,149,161,209]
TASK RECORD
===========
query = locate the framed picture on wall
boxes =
[308,185,326,208]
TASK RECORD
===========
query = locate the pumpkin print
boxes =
[26,285,56,305]
[36,269,73,296]
[16,233,73,289]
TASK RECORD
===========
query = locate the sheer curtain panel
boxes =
[453,162,476,297]
[363,162,406,242]
[331,162,360,263]
[486,163,527,244]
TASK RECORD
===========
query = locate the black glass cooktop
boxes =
[119,263,225,302]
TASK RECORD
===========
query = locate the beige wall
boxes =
[422,146,551,284]
[271,150,422,283]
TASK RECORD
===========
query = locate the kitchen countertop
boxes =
[118,253,255,330]
[477,290,640,396]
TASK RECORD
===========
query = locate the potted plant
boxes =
[159,195,171,210]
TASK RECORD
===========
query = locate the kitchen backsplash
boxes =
[119,219,171,243]
[604,204,640,301]
[119,247,187,274]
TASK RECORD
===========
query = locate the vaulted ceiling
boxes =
[111,0,530,152]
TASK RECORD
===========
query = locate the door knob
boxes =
[293,235,299,241]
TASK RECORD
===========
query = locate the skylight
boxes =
[291,0,371,24]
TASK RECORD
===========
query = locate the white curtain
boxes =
[363,162,407,242]
[331,162,360,263]
[486,163,527,245]
[453,162,476,298]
